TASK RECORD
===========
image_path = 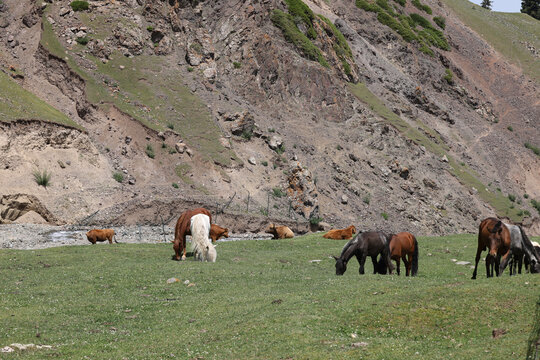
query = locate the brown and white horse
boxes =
[173,208,212,261]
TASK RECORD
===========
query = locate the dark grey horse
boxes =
[504,223,540,275]
[333,231,395,275]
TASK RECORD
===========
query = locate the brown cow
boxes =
[173,208,212,261]
[471,218,512,279]
[265,223,294,239]
[323,225,356,240]
[87,229,117,244]
[210,224,229,242]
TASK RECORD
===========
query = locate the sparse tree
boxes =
[481,0,492,10]
[521,0,540,20]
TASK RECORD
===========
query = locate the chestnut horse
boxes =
[471,218,512,279]
[377,232,419,276]
[333,231,394,275]
[173,208,212,261]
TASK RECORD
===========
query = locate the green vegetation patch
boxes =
[271,9,329,67]
[69,0,89,11]
[0,70,81,129]
[284,0,317,39]
[442,0,540,82]
[412,0,432,14]
[433,15,446,29]
[0,235,538,358]
[525,142,540,156]
[349,82,525,222]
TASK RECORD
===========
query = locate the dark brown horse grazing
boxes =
[377,232,419,276]
[173,208,212,261]
[333,231,394,275]
[471,218,512,279]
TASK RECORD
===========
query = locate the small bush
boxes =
[381,212,389,220]
[443,68,454,84]
[506,126,513,131]
[433,16,446,29]
[190,42,203,53]
[172,183,179,188]
[363,195,370,204]
[284,0,317,39]
[508,194,516,202]
[260,207,268,216]
[393,0,406,6]
[146,26,154,32]
[75,36,89,45]
[233,61,242,69]
[145,144,155,159]
[275,144,285,155]
[531,199,540,215]
[309,217,323,225]
[161,142,167,149]
[524,193,529,199]
[167,123,174,130]
[168,148,177,154]
[524,210,531,216]
[268,128,276,133]
[412,0,432,14]
[113,172,123,183]
[272,187,286,198]
[187,67,194,72]
[241,130,252,140]
[33,169,51,187]
[69,0,89,11]
[525,142,540,156]
[261,161,268,167]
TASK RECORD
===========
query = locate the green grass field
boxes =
[1,234,539,359]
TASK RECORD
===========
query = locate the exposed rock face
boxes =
[287,162,319,219]
[0,194,59,224]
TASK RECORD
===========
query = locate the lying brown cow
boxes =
[323,225,356,240]
[86,229,117,244]
[266,223,294,239]
[210,224,229,242]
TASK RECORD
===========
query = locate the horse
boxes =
[506,225,540,274]
[333,231,394,275]
[86,229,117,244]
[376,232,418,276]
[173,208,212,261]
[265,224,294,239]
[471,218,512,279]
[323,225,356,240]
[190,214,216,262]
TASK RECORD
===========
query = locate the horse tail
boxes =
[376,256,388,274]
[411,236,419,276]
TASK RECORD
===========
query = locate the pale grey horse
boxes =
[504,223,540,275]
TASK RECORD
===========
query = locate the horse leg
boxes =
[498,251,511,277]
[371,255,378,274]
[485,254,493,278]
[403,254,411,276]
[471,246,483,279]
[518,254,523,274]
[357,253,367,275]
[395,257,401,276]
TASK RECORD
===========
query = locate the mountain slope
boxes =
[0,0,538,235]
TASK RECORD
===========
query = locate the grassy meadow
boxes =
[1,233,539,359]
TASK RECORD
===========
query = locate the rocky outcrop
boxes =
[0,194,59,224]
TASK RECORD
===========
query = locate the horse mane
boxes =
[339,236,358,260]
[519,225,540,261]
[190,214,211,260]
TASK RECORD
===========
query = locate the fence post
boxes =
[266,192,270,217]
[159,213,166,243]
[138,224,142,242]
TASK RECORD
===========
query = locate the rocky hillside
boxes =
[0,0,538,235]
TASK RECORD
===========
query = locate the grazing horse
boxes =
[173,208,212,261]
[471,218,512,279]
[377,232,419,276]
[86,229,117,244]
[323,225,357,240]
[190,214,216,262]
[333,231,394,275]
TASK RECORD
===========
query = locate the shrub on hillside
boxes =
[70,1,89,11]
[33,169,51,187]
